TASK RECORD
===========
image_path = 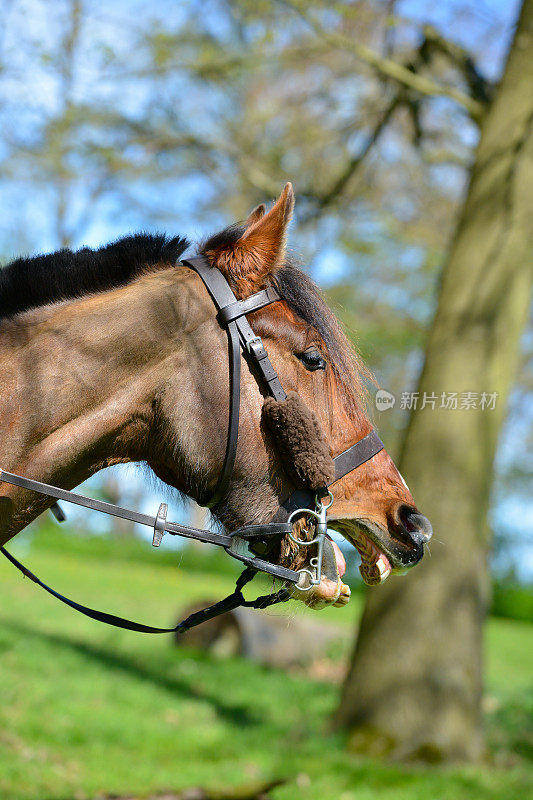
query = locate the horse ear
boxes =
[240,183,294,274]
[245,203,266,227]
[204,183,294,295]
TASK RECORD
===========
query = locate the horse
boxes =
[0,183,432,612]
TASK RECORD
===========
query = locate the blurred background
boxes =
[0,1,531,799]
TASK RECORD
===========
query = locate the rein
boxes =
[0,255,384,634]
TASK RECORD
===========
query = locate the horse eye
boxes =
[297,349,327,371]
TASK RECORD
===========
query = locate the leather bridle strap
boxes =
[0,428,383,551]
[0,545,289,635]
[0,470,232,547]
[0,468,298,583]
[182,256,286,507]
[333,430,384,482]
[0,428,384,636]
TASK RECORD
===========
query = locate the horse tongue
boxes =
[330,537,346,577]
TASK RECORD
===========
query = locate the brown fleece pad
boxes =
[262,391,335,490]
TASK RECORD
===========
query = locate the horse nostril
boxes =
[396,505,433,543]
[409,530,427,548]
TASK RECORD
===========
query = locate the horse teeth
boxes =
[376,556,391,581]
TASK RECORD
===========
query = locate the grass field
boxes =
[0,527,531,800]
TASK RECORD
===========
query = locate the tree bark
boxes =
[334,0,533,762]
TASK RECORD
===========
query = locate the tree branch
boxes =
[298,37,442,218]
[420,24,493,105]
[300,92,402,221]
[282,0,485,121]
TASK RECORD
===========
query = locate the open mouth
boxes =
[285,514,426,606]
[331,519,417,587]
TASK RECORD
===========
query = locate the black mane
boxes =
[1,225,366,407]
[0,233,189,320]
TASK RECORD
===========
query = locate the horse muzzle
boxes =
[332,506,432,586]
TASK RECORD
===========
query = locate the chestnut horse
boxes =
[0,184,431,609]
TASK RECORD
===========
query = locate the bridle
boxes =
[0,255,384,633]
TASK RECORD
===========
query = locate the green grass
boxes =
[0,528,531,800]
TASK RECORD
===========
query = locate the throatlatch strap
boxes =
[202,318,241,508]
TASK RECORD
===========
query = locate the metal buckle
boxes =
[288,492,333,591]
[245,335,263,354]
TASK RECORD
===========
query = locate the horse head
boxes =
[149,183,432,606]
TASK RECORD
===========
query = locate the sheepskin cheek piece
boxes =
[261,391,335,491]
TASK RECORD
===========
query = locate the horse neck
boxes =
[0,267,204,541]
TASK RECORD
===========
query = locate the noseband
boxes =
[1,255,384,633]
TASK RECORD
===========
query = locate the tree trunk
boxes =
[334,0,533,762]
